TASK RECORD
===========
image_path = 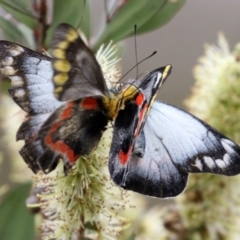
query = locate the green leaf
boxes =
[45,0,91,47]
[0,0,36,29]
[17,23,35,49]
[137,0,186,34]
[93,0,164,50]
[93,0,185,51]
[0,182,35,240]
[0,16,26,43]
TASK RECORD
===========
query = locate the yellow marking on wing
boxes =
[54,73,68,85]
[162,65,171,80]
[0,66,17,75]
[66,28,78,42]
[57,41,69,49]
[54,86,63,93]
[52,48,65,59]
[53,60,71,72]
[1,56,14,65]
[147,94,157,116]
[147,65,172,115]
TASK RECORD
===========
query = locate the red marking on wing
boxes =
[60,101,74,120]
[135,93,144,106]
[119,146,133,165]
[139,103,147,123]
[47,122,61,135]
[44,101,79,163]
[81,97,99,109]
[134,103,148,137]
[118,99,148,166]
[45,135,78,163]
[118,101,148,166]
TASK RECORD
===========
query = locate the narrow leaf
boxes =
[0,16,26,43]
[137,0,186,34]
[0,0,36,29]
[0,182,35,240]
[93,0,164,50]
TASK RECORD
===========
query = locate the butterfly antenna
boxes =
[134,24,139,80]
[119,51,157,83]
[118,1,167,83]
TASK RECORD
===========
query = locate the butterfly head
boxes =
[101,83,140,120]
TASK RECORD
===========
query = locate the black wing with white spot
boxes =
[0,41,62,172]
[110,101,240,198]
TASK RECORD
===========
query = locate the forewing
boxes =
[0,41,61,114]
[37,98,109,173]
[0,41,62,172]
[109,66,172,194]
[51,24,107,101]
[111,101,240,198]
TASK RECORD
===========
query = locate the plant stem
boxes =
[78,214,85,240]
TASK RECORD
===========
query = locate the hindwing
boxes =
[37,98,108,173]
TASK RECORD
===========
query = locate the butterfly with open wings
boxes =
[0,24,240,198]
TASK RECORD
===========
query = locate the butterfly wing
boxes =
[36,24,111,172]
[110,101,240,198]
[109,66,172,193]
[0,23,110,173]
[51,23,108,101]
[36,98,109,173]
[109,65,171,165]
[0,41,62,172]
[147,102,240,177]
[109,64,240,198]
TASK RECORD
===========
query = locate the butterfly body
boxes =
[1,24,240,198]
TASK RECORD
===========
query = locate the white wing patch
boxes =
[203,156,216,169]
[192,158,203,171]
[1,65,16,75]
[221,138,236,154]
[223,153,231,165]
[8,44,24,56]
[0,41,62,114]
[145,102,240,176]
[1,56,14,65]
[153,72,162,88]
[10,75,24,87]
[215,159,227,169]
[13,88,26,98]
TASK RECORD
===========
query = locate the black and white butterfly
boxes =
[0,23,240,198]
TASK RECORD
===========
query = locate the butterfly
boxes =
[1,24,240,198]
